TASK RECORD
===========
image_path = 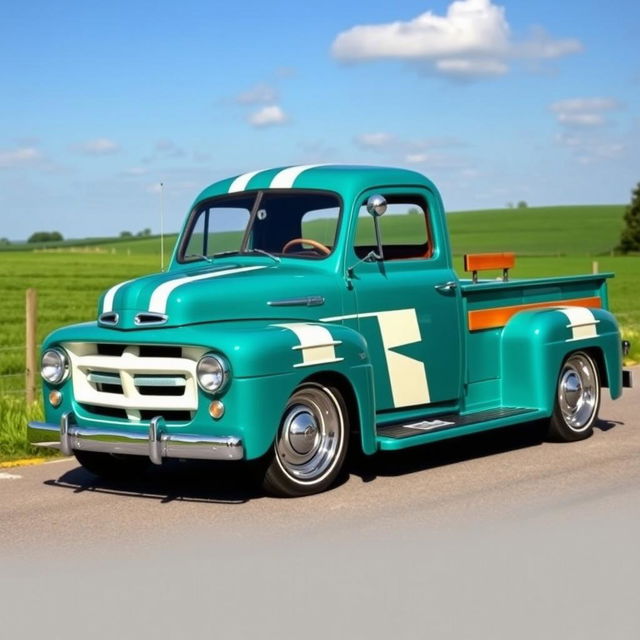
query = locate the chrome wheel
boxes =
[275,384,344,483]
[557,353,599,432]
[263,382,349,496]
[548,351,600,442]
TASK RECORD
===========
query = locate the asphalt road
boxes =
[1,375,639,639]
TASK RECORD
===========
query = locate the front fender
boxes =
[228,321,376,457]
[501,306,623,413]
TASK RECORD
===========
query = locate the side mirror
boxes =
[366,194,387,217]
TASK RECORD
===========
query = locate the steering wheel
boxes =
[282,238,331,255]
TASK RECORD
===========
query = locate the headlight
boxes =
[41,348,70,384]
[196,354,229,393]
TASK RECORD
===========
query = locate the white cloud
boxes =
[550,97,620,127]
[248,105,289,127]
[122,167,149,177]
[405,153,429,164]
[74,138,120,155]
[353,129,471,172]
[154,139,185,158]
[236,83,279,104]
[331,0,581,79]
[553,99,626,164]
[0,146,43,169]
[354,132,396,149]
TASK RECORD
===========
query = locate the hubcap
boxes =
[558,353,598,431]
[276,385,343,483]
[286,406,320,456]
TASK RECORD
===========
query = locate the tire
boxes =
[74,450,150,480]
[262,382,349,497]
[547,351,600,442]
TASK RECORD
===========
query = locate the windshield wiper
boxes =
[210,250,240,258]
[244,248,280,263]
[210,249,280,264]
[185,253,213,263]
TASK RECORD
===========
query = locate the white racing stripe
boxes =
[226,164,328,193]
[148,266,266,314]
[558,307,599,341]
[274,323,343,368]
[228,169,266,193]
[103,279,134,313]
[270,164,326,189]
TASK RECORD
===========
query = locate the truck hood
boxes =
[97,261,342,329]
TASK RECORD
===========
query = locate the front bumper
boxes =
[28,413,244,464]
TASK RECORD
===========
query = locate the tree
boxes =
[617,182,640,253]
[137,228,152,237]
[0,237,10,245]
[120,231,133,238]
[27,231,64,243]
[517,201,528,209]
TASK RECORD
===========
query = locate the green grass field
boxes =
[1,203,637,461]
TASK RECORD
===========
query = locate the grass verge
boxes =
[0,396,60,463]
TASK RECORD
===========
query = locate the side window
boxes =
[355,196,432,260]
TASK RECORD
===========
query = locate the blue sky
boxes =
[1,0,638,239]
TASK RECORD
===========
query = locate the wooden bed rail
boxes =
[464,252,516,283]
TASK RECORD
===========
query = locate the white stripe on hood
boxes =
[148,266,266,314]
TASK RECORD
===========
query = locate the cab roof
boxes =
[194,164,438,204]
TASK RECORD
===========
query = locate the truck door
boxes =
[341,188,463,413]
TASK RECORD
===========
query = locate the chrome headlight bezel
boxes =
[41,348,70,385]
[196,354,230,394]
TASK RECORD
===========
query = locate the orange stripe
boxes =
[468,296,602,331]
[464,252,515,272]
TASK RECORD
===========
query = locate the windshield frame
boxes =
[177,188,344,264]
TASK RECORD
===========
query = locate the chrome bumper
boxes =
[28,413,244,463]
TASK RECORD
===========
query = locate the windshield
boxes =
[180,190,341,262]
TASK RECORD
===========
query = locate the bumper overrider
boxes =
[28,413,244,464]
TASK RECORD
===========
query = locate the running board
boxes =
[376,407,542,451]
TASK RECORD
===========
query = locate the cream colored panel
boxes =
[558,307,598,341]
[275,323,342,367]
[376,309,430,407]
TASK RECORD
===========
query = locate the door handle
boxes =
[434,281,457,292]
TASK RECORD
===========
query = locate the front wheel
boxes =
[262,383,349,497]
[547,351,600,442]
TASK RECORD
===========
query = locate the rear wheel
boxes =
[74,450,150,480]
[548,351,600,442]
[262,382,349,497]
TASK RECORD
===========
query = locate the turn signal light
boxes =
[49,390,62,407]
[209,400,225,420]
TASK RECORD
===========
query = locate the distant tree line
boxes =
[27,231,64,243]
[617,181,640,253]
[120,228,152,238]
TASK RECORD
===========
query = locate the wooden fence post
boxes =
[592,261,599,274]
[25,288,38,405]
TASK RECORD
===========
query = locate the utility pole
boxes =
[160,182,165,271]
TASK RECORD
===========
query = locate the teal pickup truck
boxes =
[29,165,632,496]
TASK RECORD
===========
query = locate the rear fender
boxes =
[501,306,622,413]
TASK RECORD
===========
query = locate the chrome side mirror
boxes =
[366,194,387,217]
